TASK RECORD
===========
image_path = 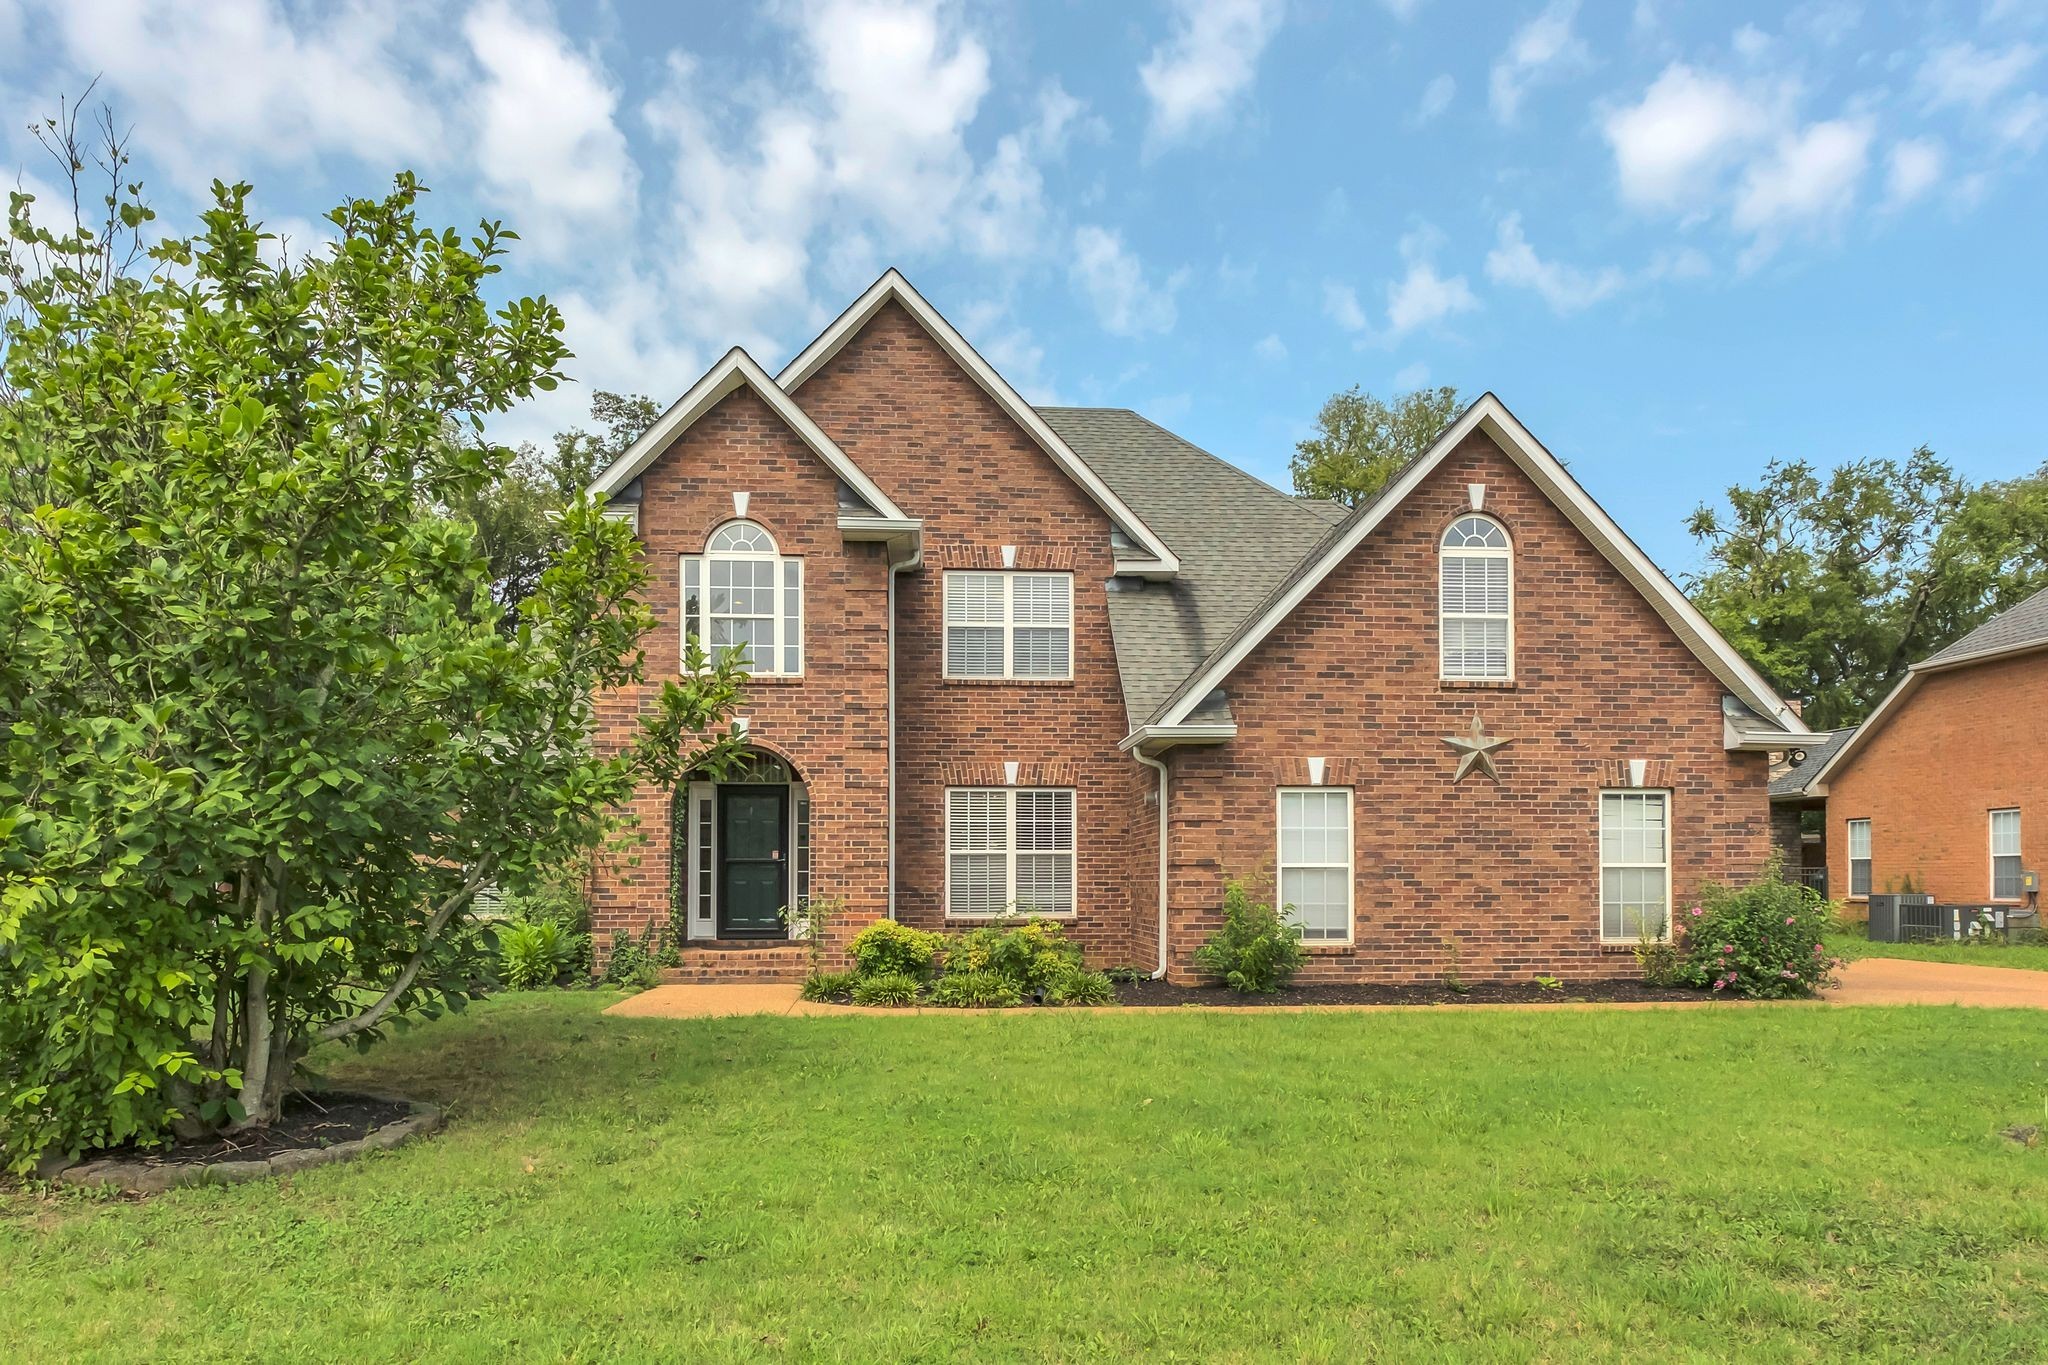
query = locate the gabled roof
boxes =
[1808,582,2048,791]
[587,347,910,524]
[1770,727,1856,799]
[1138,393,1813,743]
[1040,406,1342,727]
[777,270,1180,578]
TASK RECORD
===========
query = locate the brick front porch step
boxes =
[659,942,810,985]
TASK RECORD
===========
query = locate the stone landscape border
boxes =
[47,1092,443,1195]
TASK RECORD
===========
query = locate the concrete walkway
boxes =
[605,957,2048,1020]
[1824,956,2048,1007]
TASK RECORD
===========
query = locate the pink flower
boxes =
[1712,979,1726,991]
[1721,944,1734,954]
[1784,916,1795,925]
[1690,907,1703,918]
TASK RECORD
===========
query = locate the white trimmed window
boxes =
[1992,809,2022,900]
[1277,788,1353,943]
[944,571,1073,679]
[1846,818,1871,898]
[1600,791,1670,940]
[946,787,1075,917]
[682,521,802,675]
[1440,515,1512,680]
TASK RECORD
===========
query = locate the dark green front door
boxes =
[719,787,788,938]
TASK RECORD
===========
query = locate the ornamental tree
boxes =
[0,115,743,1172]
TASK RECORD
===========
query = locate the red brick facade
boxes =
[1823,650,2047,911]
[589,291,1780,984]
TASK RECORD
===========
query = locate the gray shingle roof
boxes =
[1038,407,1344,727]
[1769,726,1856,799]
[1922,583,2048,665]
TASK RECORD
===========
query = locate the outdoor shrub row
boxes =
[810,917,1117,1008]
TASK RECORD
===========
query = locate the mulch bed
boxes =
[1113,978,1709,1008]
[90,1092,418,1169]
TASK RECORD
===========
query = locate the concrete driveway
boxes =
[1824,957,2048,1008]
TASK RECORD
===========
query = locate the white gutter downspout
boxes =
[886,542,922,920]
[1133,749,1170,979]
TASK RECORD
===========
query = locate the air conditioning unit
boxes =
[1866,892,1936,943]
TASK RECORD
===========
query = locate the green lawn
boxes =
[6,994,2048,1362]
[1828,923,2048,971]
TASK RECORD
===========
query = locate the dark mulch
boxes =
[1113,977,1709,1008]
[82,1092,415,1170]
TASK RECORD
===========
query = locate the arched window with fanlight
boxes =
[681,520,803,675]
[1439,514,1512,680]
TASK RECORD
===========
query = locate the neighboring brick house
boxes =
[584,270,1813,983]
[1796,586,2048,917]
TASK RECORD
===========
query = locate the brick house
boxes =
[584,271,1813,983]
[1793,586,2048,916]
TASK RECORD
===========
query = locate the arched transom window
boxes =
[682,520,803,675]
[1439,514,1512,680]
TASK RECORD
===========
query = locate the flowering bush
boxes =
[1675,862,1841,999]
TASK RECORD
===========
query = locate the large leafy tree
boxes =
[1290,384,1463,506]
[0,115,743,1171]
[1686,448,2048,728]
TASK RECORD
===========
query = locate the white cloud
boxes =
[1731,116,1873,236]
[1602,63,1781,213]
[1998,93,2048,151]
[1070,225,1181,336]
[463,0,637,259]
[1322,280,1367,332]
[1379,0,1423,17]
[1385,260,1477,336]
[960,300,1055,401]
[1393,360,1430,388]
[1483,213,1625,313]
[1489,0,1592,123]
[1917,41,2039,112]
[1414,74,1456,124]
[1253,332,1288,362]
[1138,0,1286,147]
[961,83,1090,259]
[1883,137,1944,208]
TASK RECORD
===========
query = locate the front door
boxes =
[718,786,788,938]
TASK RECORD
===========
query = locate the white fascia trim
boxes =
[1148,394,1808,734]
[598,504,639,533]
[1117,722,1238,753]
[586,347,910,524]
[777,269,1181,579]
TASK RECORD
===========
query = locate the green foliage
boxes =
[928,970,1024,1009]
[799,971,856,1003]
[602,925,665,992]
[1044,965,1116,1007]
[498,921,573,990]
[849,972,921,1007]
[1438,936,1468,995]
[1633,929,1681,987]
[1687,448,2048,726]
[781,894,844,976]
[500,871,591,976]
[1193,881,1307,994]
[1676,859,1842,999]
[0,114,749,1173]
[848,921,946,981]
[1533,975,1564,993]
[947,917,1082,993]
[1290,384,1463,507]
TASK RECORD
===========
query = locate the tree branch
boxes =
[315,858,495,1044]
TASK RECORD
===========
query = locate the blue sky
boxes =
[3,0,2044,575]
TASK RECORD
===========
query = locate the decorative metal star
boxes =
[1442,714,1513,784]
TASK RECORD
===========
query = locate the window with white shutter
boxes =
[1440,515,1512,680]
[944,572,1073,679]
[946,787,1076,916]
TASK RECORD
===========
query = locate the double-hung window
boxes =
[1846,818,1872,898]
[682,520,802,675]
[944,571,1073,679]
[1992,809,2022,900]
[1277,788,1353,942]
[946,788,1075,917]
[1440,515,1513,680]
[1600,791,1670,940]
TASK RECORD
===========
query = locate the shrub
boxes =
[1194,880,1306,993]
[498,920,574,990]
[1633,913,1680,986]
[928,970,1024,1008]
[602,924,664,992]
[781,895,846,975]
[848,921,946,980]
[1675,861,1841,999]
[1045,965,1116,1007]
[851,971,922,1007]
[949,917,1082,993]
[800,971,857,1002]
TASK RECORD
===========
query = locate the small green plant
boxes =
[1633,912,1680,986]
[948,916,1083,994]
[782,894,846,975]
[1439,936,1468,995]
[848,920,947,980]
[603,922,664,992]
[1533,974,1564,993]
[500,870,593,976]
[1676,856,1841,999]
[498,920,573,989]
[850,971,922,1007]
[1193,880,1306,994]
[928,970,1025,1008]
[1045,965,1116,1006]
[800,970,857,1002]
